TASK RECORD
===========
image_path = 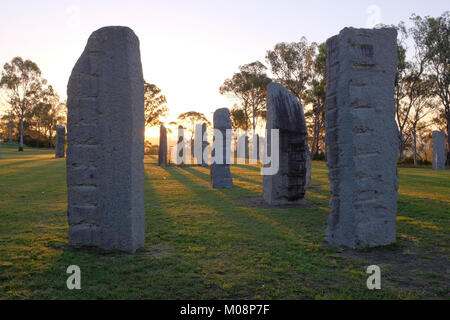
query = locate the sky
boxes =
[0,0,448,137]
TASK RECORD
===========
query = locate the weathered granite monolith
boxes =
[324,27,398,249]
[66,26,145,253]
[55,125,66,158]
[158,124,167,166]
[211,108,233,188]
[263,83,308,205]
[432,131,446,170]
[177,125,185,166]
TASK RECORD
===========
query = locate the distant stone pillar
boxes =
[66,26,145,253]
[237,133,249,163]
[201,123,208,166]
[263,83,308,205]
[158,124,167,166]
[211,108,233,188]
[432,131,446,170]
[177,126,185,166]
[324,27,398,248]
[55,125,66,158]
[194,123,204,165]
[305,149,312,188]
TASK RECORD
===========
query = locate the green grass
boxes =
[0,142,449,299]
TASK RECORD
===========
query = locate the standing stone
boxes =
[66,26,145,253]
[211,108,233,188]
[237,133,249,162]
[432,131,446,170]
[194,122,208,166]
[158,124,167,167]
[324,28,398,249]
[177,125,185,166]
[194,123,204,165]
[263,83,308,205]
[55,125,66,158]
[305,149,312,188]
[201,123,208,166]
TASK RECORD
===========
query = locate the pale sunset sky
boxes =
[0,0,448,138]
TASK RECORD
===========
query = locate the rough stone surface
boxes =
[211,108,233,188]
[55,125,66,158]
[305,149,312,188]
[263,82,308,205]
[324,27,398,249]
[432,131,446,170]
[158,124,167,166]
[177,125,185,166]
[66,26,145,253]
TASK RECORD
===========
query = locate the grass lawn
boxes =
[0,142,448,299]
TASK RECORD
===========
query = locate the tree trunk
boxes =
[18,117,24,152]
[398,133,404,161]
[413,127,417,166]
[8,121,13,142]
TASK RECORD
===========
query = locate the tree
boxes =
[392,22,429,160]
[144,81,168,128]
[177,111,210,148]
[410,12,450,164]
[220,61,271,131]
[0,57,45,151]
[303,43,327,157]
[407,76,438,165]
[230,104,250,132]
[266,37,317,101]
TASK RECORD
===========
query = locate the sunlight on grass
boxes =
[0,144,448,299]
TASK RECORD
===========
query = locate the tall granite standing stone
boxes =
[432,131,446,170]
[177,125,185,166]
[263,83,308,205]
[66,26,145,253]
[158,124,167,166]
[324,28,398,249]
[211,108,233,188]
[55,125,66,158]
